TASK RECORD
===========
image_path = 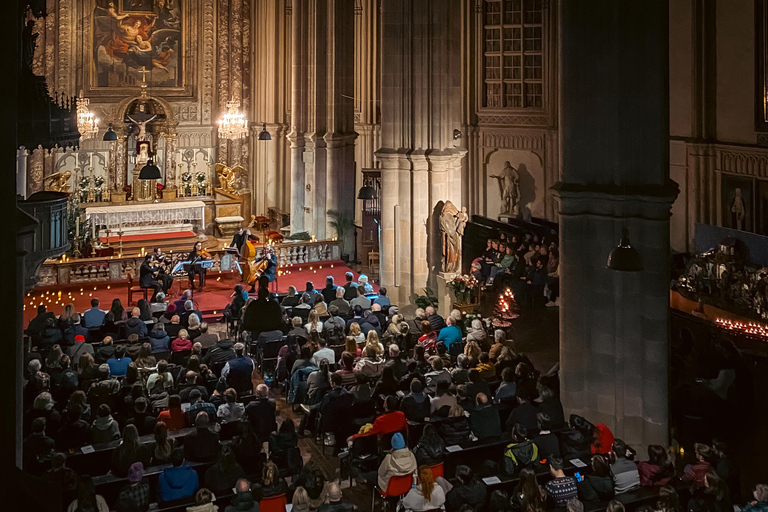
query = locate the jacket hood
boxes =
[93,415,116,431]
[389,447,417,473]
[230,491,257,510]
[216,339,234,349]
[186,503,217,512]
[150,330,169,339]
[125,317,143,326]
[161,465,196,489]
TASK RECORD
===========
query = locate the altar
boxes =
[86,200,206,238]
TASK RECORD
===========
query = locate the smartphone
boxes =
[574,472,583,482]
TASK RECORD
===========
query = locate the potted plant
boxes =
[327,209,355,261]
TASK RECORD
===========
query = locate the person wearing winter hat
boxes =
[358,431,417,489]
[115,462,150,512]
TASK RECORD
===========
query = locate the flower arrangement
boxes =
[93,175,105,191]
[195,170,209,193]
[156,182,165,199]
[447,274,479,305]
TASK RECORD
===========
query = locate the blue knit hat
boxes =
[391,432,405,450]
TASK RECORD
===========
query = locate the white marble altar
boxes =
[86,200,206,238]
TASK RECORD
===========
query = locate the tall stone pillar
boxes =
[553,0,678,448]
[377,0,465,306]
[288,0,308,234]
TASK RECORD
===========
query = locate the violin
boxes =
[199,248,211,259]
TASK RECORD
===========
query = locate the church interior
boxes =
[7,0,768,511]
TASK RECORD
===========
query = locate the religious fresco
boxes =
[92,0,182,89]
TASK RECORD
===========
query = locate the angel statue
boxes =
[490,161,521,216]
[215,163,245,194]
[45,171,72,193]
[440,201,467,274]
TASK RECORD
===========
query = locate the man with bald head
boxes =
[318,482,354,512]
[244,384,276,442]
[225,479,258,512]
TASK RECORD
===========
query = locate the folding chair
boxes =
[260,493,287,512]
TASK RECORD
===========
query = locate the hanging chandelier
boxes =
[218,100,249,140]
[76,97,99,140]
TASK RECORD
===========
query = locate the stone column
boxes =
[217,0,230,165]
[164,133,178,193]
[553,0,678,448]
[288,0,308,233]
[376,0,465,305]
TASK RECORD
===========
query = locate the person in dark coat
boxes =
[27,305,56,340]
[445,465,487,512]
[532,413,561,460]
[470,393,502,440]
[244,384,277,442]
[139,254,163,301]
[269,419,302,476]
[111,424,151,478]
[560,415,595,460]
[506,392,539,437]
[321,276,338,304]
[577,454,614,502]
[439,405,471,445]
[537,385,566,430]
[23,417,55,475]
[503,423,539,475]
[203,338,237,365]
[204,445,246,497]
[414,424,446,466]
[225,479,260,512]
[121,307,149,339]
[183,411,221,462]
[241,288,284,337]
[400,379,431,422]
[39,317,63,353]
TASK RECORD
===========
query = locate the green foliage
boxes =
[67,196,91,255]
[327,209,355,255]
[286,231,311,241]
[415,287,439,309]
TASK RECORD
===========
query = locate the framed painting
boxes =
[91,0,184,91]
[721,174,755,233]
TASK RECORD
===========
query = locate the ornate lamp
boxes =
[606,228,644,272]
[76,97,99,141]
[218,100,249,139]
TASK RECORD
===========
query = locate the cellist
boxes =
[242,233,259,287]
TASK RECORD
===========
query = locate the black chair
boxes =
[258,338,285,376]
[170,349,191,367]
[345,434,379,486]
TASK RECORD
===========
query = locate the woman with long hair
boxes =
[335,351,357,387]
[372,365,400,398]
[66,390,92,423]
[348,322,364,345]
[261,460,288,497]
[111,424,149,477]
[291,487,312,512]
[187,314,202,339]
[151,421,176,465]
[688,469,732,512]
[345,332,361,357]
[365,330,384,357]
[418,321,438,354]
[403,465,446,511]
[306,309,323,334]
[136,299,153,322]
[45,344,64,374]
[439,404,471,445]
[134,343,156,369]
[655,485,681,512]
[109,298,126,322]
[204,444,245,497]
[577,454,614,502]
[59,303,78,330]
[512,468,546,512]
[282,286,300,307]
[66,474,109,512]
[637,444,675,486]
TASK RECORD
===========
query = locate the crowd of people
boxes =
[20,266,765,512]
[471,231,560,308]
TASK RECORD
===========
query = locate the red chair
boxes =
[127,274,148,305]
[372,473,413,511]
[428,462,444,479]
[260,493,287,512]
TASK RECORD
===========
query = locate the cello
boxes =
[246,257,270,287]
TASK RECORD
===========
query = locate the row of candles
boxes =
[714,317,768,339]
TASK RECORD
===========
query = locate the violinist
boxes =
[188,241,211,291]
[139,253,164,301]
[151,247,173,293]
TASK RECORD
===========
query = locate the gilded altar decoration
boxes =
[215,163,244,194]
[45,170,73,192]
[93,0,183,89]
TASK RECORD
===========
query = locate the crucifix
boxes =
[139,66,150,84]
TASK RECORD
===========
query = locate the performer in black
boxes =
[187,241,211,291]
[229,226,247,256]
[151,247,173,293]
[139,254,163,301]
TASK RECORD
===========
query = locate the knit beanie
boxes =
[391,432,405,450]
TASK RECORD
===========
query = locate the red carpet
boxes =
[99,230,196,244]
[24,260,377,325]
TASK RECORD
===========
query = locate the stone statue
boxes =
[45,170,72,192]
[731,187,746,231]
[490,161,521,216]
[22,20,38,73]
[440,201,467,274]
[215,163,245,194]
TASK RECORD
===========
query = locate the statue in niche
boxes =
[440,201,468,274]
[45,171,72,193]
[127,113,157,141]
[490,161,521,216]
[731,187,746,231]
